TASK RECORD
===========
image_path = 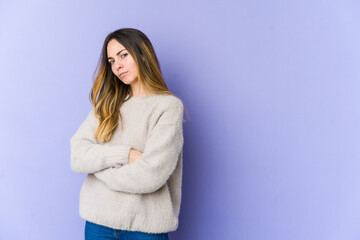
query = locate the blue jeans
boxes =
[84,220,169,240]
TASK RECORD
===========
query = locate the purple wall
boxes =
[1,1,359,239]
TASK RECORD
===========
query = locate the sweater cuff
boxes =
[106,144,131,166]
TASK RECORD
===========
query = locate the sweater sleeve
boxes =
[70,108,132,174]
[94,104,184,194]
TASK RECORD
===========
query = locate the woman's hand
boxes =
[128,148,143,164]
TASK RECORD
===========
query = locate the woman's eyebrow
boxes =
[107,49,126,60]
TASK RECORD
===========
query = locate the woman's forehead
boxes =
[108,39,126,51]
[107,39,127,56]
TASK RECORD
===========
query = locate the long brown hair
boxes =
[89,28,188,143]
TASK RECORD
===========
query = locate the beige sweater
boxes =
[70,94,184,234]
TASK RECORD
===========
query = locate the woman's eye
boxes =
[108,53,127,65]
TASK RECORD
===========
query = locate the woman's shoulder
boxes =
[156,94,184,110]
[152,94,184,126]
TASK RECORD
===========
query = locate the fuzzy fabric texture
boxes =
[70,94,184,234]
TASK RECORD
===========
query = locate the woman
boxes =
[70,28,187,240]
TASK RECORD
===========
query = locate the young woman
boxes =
[70,28,187,240]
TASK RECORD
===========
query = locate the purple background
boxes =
[1,1,360,239]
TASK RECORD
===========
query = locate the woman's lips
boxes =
[119,72,127,77]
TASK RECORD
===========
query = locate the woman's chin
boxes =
[118,76,137,86]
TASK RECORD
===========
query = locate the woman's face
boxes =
[107,39,138,85]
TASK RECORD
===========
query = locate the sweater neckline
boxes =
[125,93,162,103]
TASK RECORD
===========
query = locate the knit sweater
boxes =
[70,94,184,234]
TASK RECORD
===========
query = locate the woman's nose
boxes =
[114,60,123,69]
